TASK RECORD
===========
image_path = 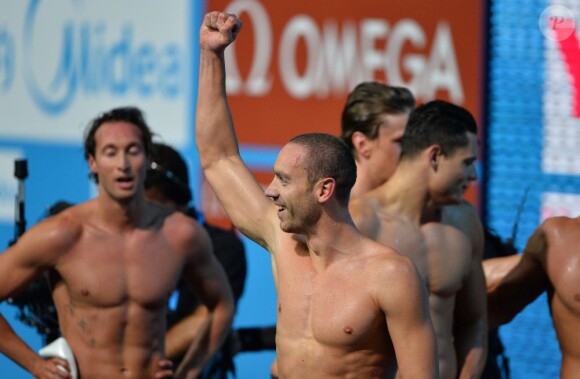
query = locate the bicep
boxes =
[182,228,234,309]
[0,224,64,299]
[203,156,278,249]
[381,260,437,376]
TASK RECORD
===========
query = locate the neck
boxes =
[351,160,384,199]
[303,207,361,270]
[376,160,431,224]
[95,190,147,232]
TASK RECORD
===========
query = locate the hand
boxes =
[155,358,174,379]
[199,11,242,52]
[33,357,71,379]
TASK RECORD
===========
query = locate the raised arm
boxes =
[380,254,438,378]
[486,223,549,329]
[0,217,76,378]
[196,11,277,249]
[174,218,235,379]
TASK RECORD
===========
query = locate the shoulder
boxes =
[538,216,580,249]
[349,196,381,237]
[542,215,577,231]
[441,200,484,255]
[160,208,209,245]
[361,240,425,307]
[363,239,419,285]
[442,200,482,230]
[35,204,85,246]
[7,203,85,266]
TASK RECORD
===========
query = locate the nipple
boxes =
[81,289,90,296]
[343,326,353,335]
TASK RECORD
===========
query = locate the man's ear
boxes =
[88,154,98,175]
[427,145,441,171]
[316,177,336,203]
[351,131,372,159]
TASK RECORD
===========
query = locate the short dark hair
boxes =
[341,82,415,153]
[145,143,193,206]
[84,106,154,161]
[401,100,477,159]
[288,133,356,206]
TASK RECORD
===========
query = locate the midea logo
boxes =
[23,0,184,115]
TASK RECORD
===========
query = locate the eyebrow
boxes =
[100,141,142,150]
[274,170,291,181]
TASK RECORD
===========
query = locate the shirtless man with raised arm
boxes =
[485,216,580,378]
[196,12,438,379]
[0,107,234,379]
[346,100,487,379]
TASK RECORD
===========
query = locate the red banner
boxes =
[204,0,484,210]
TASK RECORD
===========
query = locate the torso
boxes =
[542,217,580,378]
[49,201,194,379]
[351,197,473,379]
[271,233,397,379]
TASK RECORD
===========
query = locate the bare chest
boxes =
[421,222,472,297]
[55,231,186,310]
[547,243,580,316]
[275,256,385,349]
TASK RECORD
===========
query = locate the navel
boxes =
[343,326,353,335]
[81,289,90,296]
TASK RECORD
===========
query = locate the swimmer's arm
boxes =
[380,255,438,379]
[454,216,487,379]
[487,224,549,329]
[483,254,522,293]
[196,12,278,251]
[165,306,210,362]
[0,217,76,377]
[175,224,235,379]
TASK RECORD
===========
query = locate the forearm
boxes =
[487,256,547,329]
[0,313,43,374]
[175,301,234,379]
[166,306,210,360]
[455,318,487,379]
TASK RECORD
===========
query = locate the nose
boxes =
[116,152,131,172]
[467,163,478,182]
[264,178,279,201]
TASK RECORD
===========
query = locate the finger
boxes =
[155,369,174,379]
[204,11,219,30]
[158,358,173,369]
[51,357,70,370]
[210,11,220,29]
